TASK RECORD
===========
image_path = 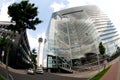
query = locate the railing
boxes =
[57,56,72,70]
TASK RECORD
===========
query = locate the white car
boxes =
[36,67,44,74]
[27,68,34,74]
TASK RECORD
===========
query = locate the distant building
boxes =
[44,5,120,69]
[0,21,32,68]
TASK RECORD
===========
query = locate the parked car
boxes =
[27,68,34,74]
[36,67,44,74]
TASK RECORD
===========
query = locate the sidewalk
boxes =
[0,63,26,74]
[100,61,120,80]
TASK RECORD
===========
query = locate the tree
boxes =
[7,0,42,32]
[99,42,106,56]
[0,34,7,51]
[31,48,37,69]
[0,34,7,63]
[31,48,37,66]
[32,48,37,55]
[7,0,41,64]
[5,0,42,78]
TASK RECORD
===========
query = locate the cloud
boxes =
[50,0,120,34]
[66,0,88,8]
[50,2,66,12]
[50,0,96,12]
[27,31,46,50]
[0,0,15,21]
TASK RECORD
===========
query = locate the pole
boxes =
[6,42,10,80]
[1,51,4,63]
[85,33,100,72]
[91,34,101,72]
[95,39,100,72]
[6,50,9,80]
[97,52,100,72]
[5,38,11,80]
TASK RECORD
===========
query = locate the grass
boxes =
[0,75,4,80]
[90,65,111,80]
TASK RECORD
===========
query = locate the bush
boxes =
[0,75,4,80]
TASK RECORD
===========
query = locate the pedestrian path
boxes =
[100,61,120,80]
[0,63,26,74]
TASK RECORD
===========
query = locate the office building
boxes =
[44,5,120,70]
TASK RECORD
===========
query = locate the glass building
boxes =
[44,5,120,69]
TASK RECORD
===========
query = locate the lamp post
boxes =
[97,50,100,72]
[0,35,5,64]
[94,38,100,72]
[1,51,4,63]
[85,33,100,72]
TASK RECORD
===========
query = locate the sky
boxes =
[0,0,120,50]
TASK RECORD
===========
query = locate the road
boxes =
[0,67,88,80]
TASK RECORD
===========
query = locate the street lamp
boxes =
[85,33,100,72]
[0,35,5,64]
[96,49,100,72]
[1,51,4,64]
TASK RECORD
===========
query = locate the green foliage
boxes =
[31,48,37,63]
[0,34,7,51]
[90,65,111,80]
[99,42,106,56]
[0,75,4,80]
[7,0,42,33]
[32,48,37,54]
[27,48,37,69]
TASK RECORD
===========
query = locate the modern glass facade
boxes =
[45,5,120,69]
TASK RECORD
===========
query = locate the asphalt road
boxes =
[0,67,88,80]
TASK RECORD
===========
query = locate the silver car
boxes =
[36,67,44,74]
[27,68,34,74]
